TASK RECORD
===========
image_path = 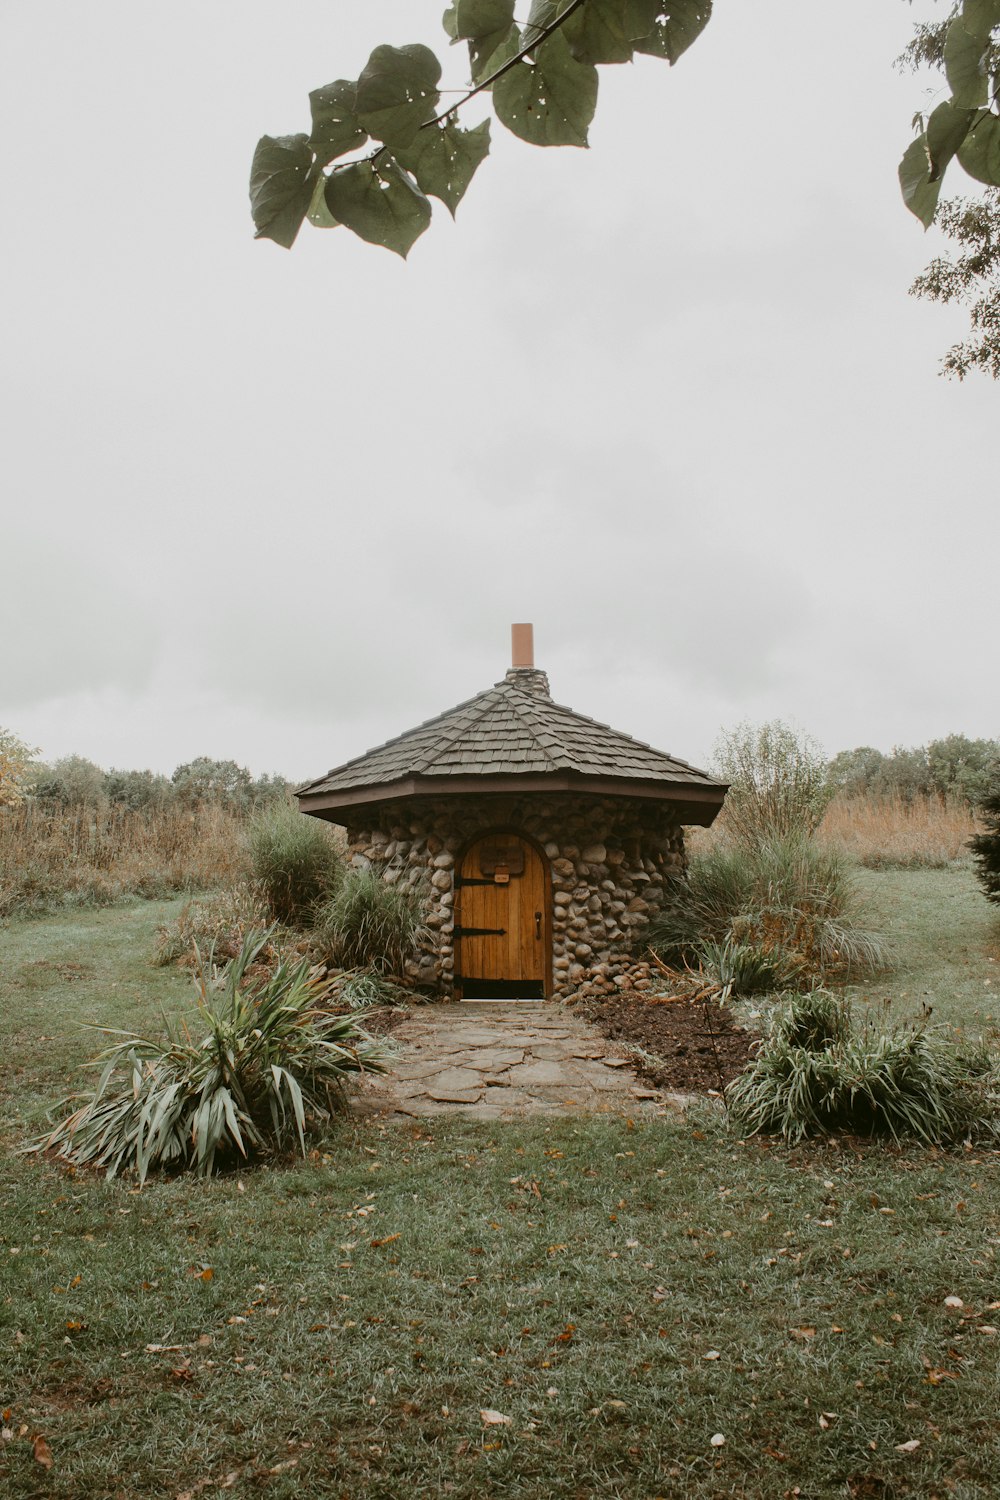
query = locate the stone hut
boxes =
[297,626,727,1002]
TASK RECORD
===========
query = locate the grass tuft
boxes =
[247,802,343,925]
[728,990,1000,1146]
[313,866,427,975]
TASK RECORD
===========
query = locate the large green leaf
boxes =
[521,0,562,49]
[249,134,315,248]
[307,174,340,229]
[958,110,1000,184]
[452,0,516,38]
[898,134,942,228]
[395,119,491,214]
[324,159,433,256]
[626,0,713,63]
[355,44,442,148]
[493,28,598,147]
[564,0,636,65]
[926,99,978,179]
[449,0,519,82]
[308,79,367,166]
[945,13,991,107]
[962,0,1000,33]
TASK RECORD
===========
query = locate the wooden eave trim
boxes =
[297,772,727,825]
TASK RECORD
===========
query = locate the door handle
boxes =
[535,911,542,940]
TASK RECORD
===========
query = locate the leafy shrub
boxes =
[647,836,888,987]
[247,802,343,925]
[970,783,1000,905]
[0,727,38,808]
[714,720,833,848]
[37,931,387,1182]
[698,938,798,998]
[313,867,426,975]
[728,992,1000,1146]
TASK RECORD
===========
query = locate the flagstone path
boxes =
[354,1003,691,1121]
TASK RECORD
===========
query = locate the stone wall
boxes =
[344,793,686,1001]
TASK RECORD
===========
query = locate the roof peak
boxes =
[502,666,551,700]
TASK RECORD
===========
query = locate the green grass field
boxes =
[2,873,999,1498]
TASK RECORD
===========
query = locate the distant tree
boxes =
[33,755,107,808]
[970,782,1000,903]
[827,746,888,798]
[0,728,38,808]
[875,745,933,804]
[103,767,172,812]
[927,734,1000,804]
[171,757,254,811]
[713,721,833,848]
[247,772,292,809]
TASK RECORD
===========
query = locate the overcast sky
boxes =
[2,1,995,783]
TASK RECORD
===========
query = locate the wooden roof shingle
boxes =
[297,669,727,824]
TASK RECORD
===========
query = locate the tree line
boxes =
[0,732,288,815]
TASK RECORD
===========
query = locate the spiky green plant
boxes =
[728,991,1000,1146]
[36,930,386,1183]
[335,968,410,1010]
[697,938,798,999]
[313,867,427,975]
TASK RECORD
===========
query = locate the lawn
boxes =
[2,878,1000,1499]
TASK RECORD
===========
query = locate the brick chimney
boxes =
[504,623,551,698]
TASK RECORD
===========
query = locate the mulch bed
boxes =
[584,994,757,1094]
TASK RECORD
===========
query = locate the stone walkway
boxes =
[355,1003,686,1121]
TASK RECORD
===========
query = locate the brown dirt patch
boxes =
[584,995,756,1093]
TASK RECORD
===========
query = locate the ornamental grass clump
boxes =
[697,938,799,999]
[313,867,427,975]
[647,836,888,987]
[728,990,1000,1146]
[247,801,343,925]
[37,930,387,1183]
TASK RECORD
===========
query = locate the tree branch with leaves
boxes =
[249,0,712,257]
[899,0,1000,376]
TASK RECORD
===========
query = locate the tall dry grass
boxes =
[816,792,979,869]
[0,802,249,918]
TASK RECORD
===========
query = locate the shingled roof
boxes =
[297,665,727,826]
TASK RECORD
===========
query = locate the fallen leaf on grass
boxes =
[370,1234,401,1249]
[895,1439,921,1453]
[703,1351,721,1362]
[710,1433,725,1447]
[944,1296,963,1309]
[480,1409,511,1426]
[789,1327,817,1341]
[33,1436,53,1469]
[554,1323,575,1344]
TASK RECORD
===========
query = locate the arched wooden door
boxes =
[456,833,548,999]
